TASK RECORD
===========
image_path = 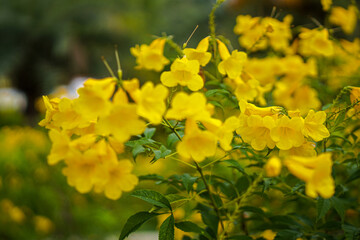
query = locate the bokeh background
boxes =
[0,0,359,239]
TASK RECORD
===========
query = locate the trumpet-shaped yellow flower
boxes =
[265,157,282,177]
[95,159,138,200]
[284,153,335,198]
[239,100,281,117]
[166,92,213,122]
[130,38,170,71]
[217,40,247,79]
[96,103,146,143]
[298,28,334,57]
[47,129,70,165]
[123,79,168,124]
[329,6,357,35]
[302,110,330,141]
[177,119,217,162]
[270,116,304,150]
[74,77,116,121]
[279,141,317,157]
[160,57,203,91]
[38,96,60,129]
[183,37,212,66]
[321,0,332,11]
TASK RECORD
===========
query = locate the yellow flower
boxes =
[234,15,260,35]
[177,119,218,162]
[284,153,335,198]
[298,28,334,57]
[239,100,281,117]
[270,116,304,150]
[321,0,332,11]
[166,92,213,121]
[260,229,277,240]
[38,96,60,129]
[160,57,204,91]
[96,101,146,143]
[217,40,247,79]
[265,157,282,177]
[47,129,70,165]
[183,37,212,66]
[279,141,317,157]
[74,77,116,121]
[95,159,138,200]
[123,79,168,124]
[302,110,330,141]
[329,6,357,35]
[130,38,170,71]
[52,98,89,130]
[33,216,54,234]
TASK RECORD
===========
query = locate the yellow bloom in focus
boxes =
[329,6,357,35]
[265,157,282,177]
[302,110,330,142]
[284,153,335,198]
[130,38,170,71]
[52,98,89,130]
[270,116,304,150]
[95,159,138,200]
[47,129,70,165]
[279,141,317,157]
[183,37,212,66]
[239,100,281,117]
[298,28,334,57]
[33,216,54,234]
[166,92,214,122]
[321,0,332,11]
[177,119,217,162]
[96,96,146,143]
[160,57,203,91]
[217,40,247,79]
[38,96,60,129]
[123,79,168,124]
[74,77,116,121]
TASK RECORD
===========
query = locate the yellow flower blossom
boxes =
[52,98,89,130]
[279,141,317,157]
[321,0,332,11]
[130,38,170,71]
[160,57,203,91]
[298,28,334,57]
[302,110,330,141]
[38,96,60,129]
[123,79,168,124]
[260,229,277,240]
[96,101,146,143]
[74,77,116,121]
[270,116,304,150]
[183,37,212,66]
[265,157,282,177]
[95,159,138,200]
[177,119,218,162]
[166,92,214,122]
[217,40,247,79]
[284,153,335,198]
[33,216,54,234]
[47,129,71,165]
[329,6,357,35]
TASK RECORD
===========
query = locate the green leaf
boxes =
[152,145,172,162]
[342,224,360,240]
[205,89,230,97]
[175,221,205,234]
[167,132,181,148]
[131,190,172,210]
[236,176,250,193]
[274,230,300,240]
[228,236,253,240]
[159,214,175,240]
[208,100,224,111]
[333,111,346,128]
[347,169,360,183]
[181,173,198,193]
[317,197,331,221]
[201,211,218,237]
[144,128,156,138]
[240,206,265,216]
[330,197,346,221]
[224,159,246,175]
[138,174,165,182]
[132,144,145,159]
[119,211,159,240]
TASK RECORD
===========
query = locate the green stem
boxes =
[163,118,182,141]
[194,161,225,233]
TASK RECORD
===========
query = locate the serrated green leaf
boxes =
[224,159,246,175]
[159,214,175,240]
[119,211,159,240]
[132,144,146,159]
[175,221,204,234]
[317,197,331,221]
[167,132,181,148]
[144,128,156,138]
[132,189,172,210]
[208,100,224,110]
[342,224,360,240]
[330,197,346,221]
[201,211,218,237]
[205,89,230,97]
[181,173,198,193]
